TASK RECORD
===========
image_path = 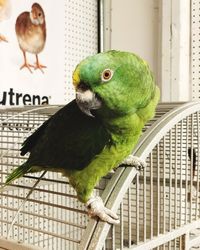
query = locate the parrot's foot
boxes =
[86,196,120,225]
[121,155,147,171]
[109,169,115,174]
[20,63,34,73]
[0,34,8,43]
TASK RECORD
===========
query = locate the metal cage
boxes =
[0,102,200,250]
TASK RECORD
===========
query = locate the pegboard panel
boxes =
[0,0,98,107]
[191,0,200,100]
[64,0,98,103]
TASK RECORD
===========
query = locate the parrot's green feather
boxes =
[5,163,32,185]
[5,50,160,203]
[69,85,160,202]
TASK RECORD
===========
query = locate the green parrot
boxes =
[5,50,159,224]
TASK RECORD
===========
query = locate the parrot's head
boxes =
[72,50,156,118]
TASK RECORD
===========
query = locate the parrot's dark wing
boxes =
[21,100,110,171]
[20,118,51,156]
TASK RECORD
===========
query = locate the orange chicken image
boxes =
[15,3,47,73]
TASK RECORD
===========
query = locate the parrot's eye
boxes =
[101,69,113,82]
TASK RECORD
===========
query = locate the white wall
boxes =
[110,0,160,84]
[159,0,190,102]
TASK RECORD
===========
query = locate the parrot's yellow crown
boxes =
[72,68,80,88]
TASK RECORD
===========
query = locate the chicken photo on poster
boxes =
[0,0,66,106]
[0,0,11,42]
[15,3,47,73]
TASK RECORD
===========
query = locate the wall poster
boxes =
[0,0,98,107]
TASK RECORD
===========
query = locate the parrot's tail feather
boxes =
[5,163,32,186]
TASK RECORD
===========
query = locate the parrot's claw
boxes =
[121,155,147,171]
[109,169,115,174]
[86,196,120,225]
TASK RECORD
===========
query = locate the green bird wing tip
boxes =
[5,163,31,185]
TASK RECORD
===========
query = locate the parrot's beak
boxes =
[73,69,102,117]
[75,82,102,117]
[72,68,102,117]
